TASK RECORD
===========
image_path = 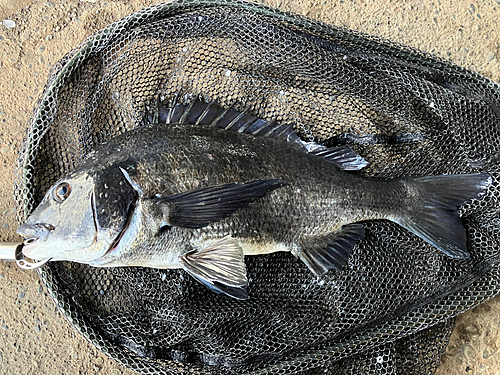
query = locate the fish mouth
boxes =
[15,244,52,270]
[15,224,54,269]
[17,223,55,247]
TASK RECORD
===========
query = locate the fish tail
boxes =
[396,173,491,258]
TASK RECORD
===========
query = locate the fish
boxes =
[17,98,492,299]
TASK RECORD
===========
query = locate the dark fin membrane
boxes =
[398,173,492,258]
[298,224,365,276]
[312,146,369,171]
[211,282,249,300]
[159,179,286,229]
[154,97,368,170]
[179,236,248,300]
[171,97,301,143]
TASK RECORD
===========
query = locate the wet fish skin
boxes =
[17,101,491,299]
[95,125,382,244]
[87,124,487,270]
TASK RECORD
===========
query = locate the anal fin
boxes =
[297,224,364,276]
[179,236,249,300]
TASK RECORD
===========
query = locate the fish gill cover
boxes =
[13,0,500,374]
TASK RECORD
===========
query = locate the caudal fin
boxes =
[398,173,491,259]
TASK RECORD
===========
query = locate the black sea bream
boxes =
[17,99,491,299]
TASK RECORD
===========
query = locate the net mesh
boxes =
[13,1,500,374]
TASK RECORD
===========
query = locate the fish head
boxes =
[17,171,117,263]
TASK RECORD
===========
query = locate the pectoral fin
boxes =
[297,224,365,276]
[179,236,249,300]
[158,179,286,228]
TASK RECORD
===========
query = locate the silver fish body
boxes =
[17,101,491,299]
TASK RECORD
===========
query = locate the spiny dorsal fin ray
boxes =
[313,146,370,171]
[153,97,368,170]
[157,97,302,143]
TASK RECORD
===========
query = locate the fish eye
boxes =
[53,182,71,203]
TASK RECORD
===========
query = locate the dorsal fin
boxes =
[312,146,369,171]
[153,97,301,144]
[147,96,368,170]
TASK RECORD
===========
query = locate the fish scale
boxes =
[17,101,490,299]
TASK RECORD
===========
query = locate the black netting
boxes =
[13,1,500,374]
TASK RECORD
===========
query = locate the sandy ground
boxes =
[0,0,499,374]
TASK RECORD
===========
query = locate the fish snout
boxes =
[17,223,55,245]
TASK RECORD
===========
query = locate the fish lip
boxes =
[17,223,55,246]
